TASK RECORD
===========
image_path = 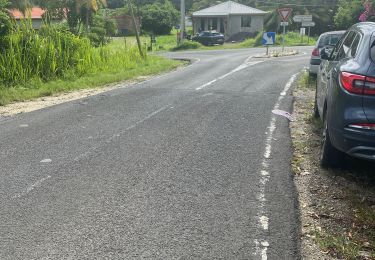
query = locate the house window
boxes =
[241,16,252,27]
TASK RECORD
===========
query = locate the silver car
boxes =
[309,31,345,75]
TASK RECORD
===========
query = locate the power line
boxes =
[251,0,339,7]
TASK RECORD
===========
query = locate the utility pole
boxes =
[127,0,143,57]
[179,0,185,44]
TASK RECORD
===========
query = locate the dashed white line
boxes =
[254,73,299,260]
[196,60,263,90]
[13,175,51,199]
[74,105,170,162]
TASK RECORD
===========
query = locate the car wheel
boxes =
[320,115,344,168]
[313,81,319,118]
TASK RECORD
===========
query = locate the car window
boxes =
[328,34,342,46]
[212,33,220,36]
[370,38,375,61]
[318,35,328,48]
[331,31,348,60]
[349,33,361,58]
[318,34,342,48]
[335,31,356,60]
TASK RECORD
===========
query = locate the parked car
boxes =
[315,22,375,167]
[309,31,345,75]
[192,31,225,46]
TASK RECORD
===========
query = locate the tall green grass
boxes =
[0,22,145,87]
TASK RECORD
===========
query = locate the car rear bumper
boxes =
[332,127,375,161]
[309,64,319,74]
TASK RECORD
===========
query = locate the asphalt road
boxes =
[0,47,311,259]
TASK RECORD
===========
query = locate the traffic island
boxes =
[291,71,375,259]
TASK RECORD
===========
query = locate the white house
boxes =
[192,1,267,40]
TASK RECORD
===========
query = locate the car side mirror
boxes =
[320,48,331,60]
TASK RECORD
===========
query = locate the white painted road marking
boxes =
[196,60,263,90]
[40,158,52,163]
[254,73,299,260]
[13,175,51,199]
[74,105,170,162]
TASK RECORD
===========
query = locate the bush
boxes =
[0,11,12,37]
[171,41,202,51]
[140,0,179,35]
[0,22,144,86]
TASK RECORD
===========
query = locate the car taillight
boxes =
[339,72,375,95]
[348,123,375,130]
[312,48,319,57]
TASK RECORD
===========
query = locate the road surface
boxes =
[0,47,311,259]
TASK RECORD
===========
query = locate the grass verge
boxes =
[0,55,181,106]
[292,71,375,260]
[119,31,317,52]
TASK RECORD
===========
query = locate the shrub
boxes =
[171,41,201,51]
[0,22,144,86]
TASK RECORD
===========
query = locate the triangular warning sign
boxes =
[278,8,293,22]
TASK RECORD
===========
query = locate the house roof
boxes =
[192,1,267,17]
[9,7,45,19]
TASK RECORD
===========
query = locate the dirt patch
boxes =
[0,80,135,117]
[291,73,375,259]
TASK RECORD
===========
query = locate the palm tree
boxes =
[75,0,106,31]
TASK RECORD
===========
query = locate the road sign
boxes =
[278,8,293,22]
[302,21,316,27]
[280,22,289,26]
[262,32,276,45]
[300,28,306,35]
[293,15,312,22]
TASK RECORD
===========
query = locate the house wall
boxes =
[228,15,264,37]
[251,16,264,33]
[193,15,264,39]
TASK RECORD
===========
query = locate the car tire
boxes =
[320,115,344,168]
[313,82,319,118]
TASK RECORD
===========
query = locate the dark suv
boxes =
[192,31,225,46]
[316,22,375,167]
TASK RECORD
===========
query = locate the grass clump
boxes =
[171,41,202,51]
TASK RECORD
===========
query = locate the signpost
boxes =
[300,27,306,43]
[278,8,292,52]
[293,15,313,22]
[262,32,276,55]
[302,21,315,44]
[293,15,314,44]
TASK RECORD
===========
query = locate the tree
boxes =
[75,0,107,31]
[334,0,363,29]
[0,0,12,36]
[140,0,178,35]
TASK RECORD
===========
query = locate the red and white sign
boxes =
[277,8,293,22]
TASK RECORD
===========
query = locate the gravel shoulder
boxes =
[291,73,375,259]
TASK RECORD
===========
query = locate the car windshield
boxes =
[199,32,210,36]
[318,34,343,48]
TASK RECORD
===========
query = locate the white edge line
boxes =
[254,72,299,260]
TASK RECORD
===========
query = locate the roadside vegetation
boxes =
[0,1,181,106]
[292,72,375,260]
